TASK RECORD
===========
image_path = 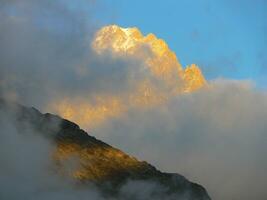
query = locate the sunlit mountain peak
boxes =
[49,25,208,129]
[92,24,206,92]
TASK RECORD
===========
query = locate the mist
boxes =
[94,80,267,200]
[0,0,146,109]
[0,103,106,200]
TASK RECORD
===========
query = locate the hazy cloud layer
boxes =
[94,80,267,200]
[0,0,147,109]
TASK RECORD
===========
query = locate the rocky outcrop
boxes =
[0,99,211,199]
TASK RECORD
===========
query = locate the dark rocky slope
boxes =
[0,99,211,200]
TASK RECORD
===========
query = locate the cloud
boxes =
[0,0,147,109]
[92,80,267,200]
[0,2,202,199]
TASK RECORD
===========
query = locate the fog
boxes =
[94,80,267,200]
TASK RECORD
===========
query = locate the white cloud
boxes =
[93,80,267,200]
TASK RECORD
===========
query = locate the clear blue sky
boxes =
[95,0,266,88]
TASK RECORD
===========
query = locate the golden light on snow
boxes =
[49,25,207,129]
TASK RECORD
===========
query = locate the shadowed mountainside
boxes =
[0,99,211,200]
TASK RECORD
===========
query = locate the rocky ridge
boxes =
[0,99,211,200]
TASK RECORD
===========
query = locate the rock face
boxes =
[0,99,211,200]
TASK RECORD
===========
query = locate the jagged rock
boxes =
[0,99,211,200]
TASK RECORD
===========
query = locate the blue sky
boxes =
[97,0,267,88]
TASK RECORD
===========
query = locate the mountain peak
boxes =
[47,25,208,130]
[183,64,207,92]
[92,25,206,93]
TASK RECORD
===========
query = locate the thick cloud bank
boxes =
[94,80,267,200]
